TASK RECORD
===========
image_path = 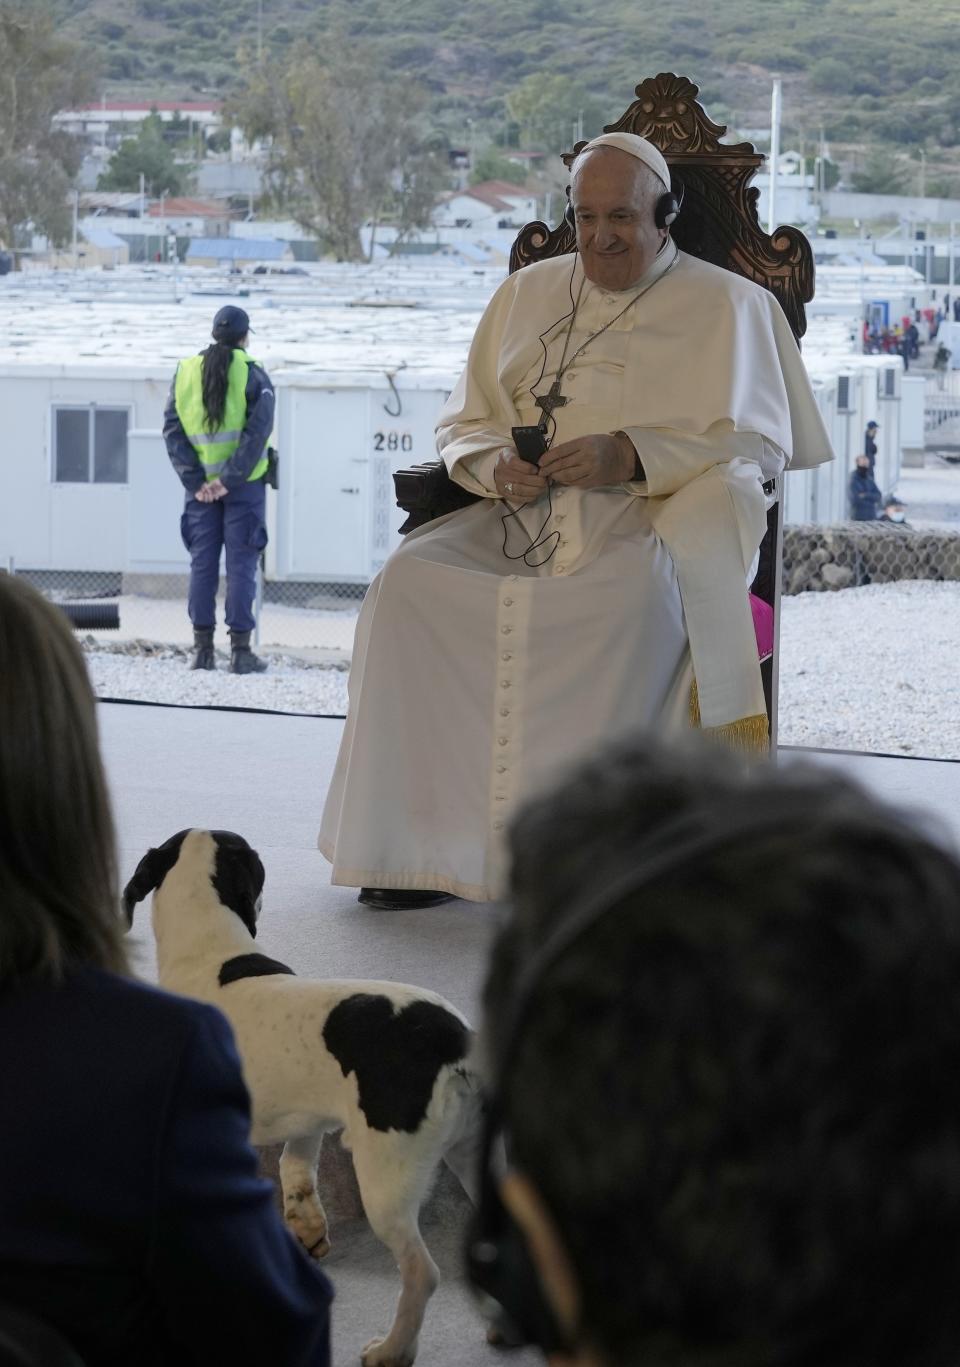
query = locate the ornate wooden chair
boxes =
[393,73,816,743]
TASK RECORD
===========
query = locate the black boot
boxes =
[191,627,215,671]
[229,630,268,675]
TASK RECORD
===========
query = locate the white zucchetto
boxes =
[575,132,671,191]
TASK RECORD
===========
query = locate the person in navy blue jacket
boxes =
[0,574,332,1367]
[848,454,882,521]
[163,305,274,675]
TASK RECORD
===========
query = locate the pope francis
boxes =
[319,132,833,908]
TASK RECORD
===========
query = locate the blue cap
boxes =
[212,305,251,343]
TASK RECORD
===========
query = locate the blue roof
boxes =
[81,224,127,249]
[453,241,493,263]
[186,238,288,261]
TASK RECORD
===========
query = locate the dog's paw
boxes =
[284,1201,330,1259]
[361,1336,416,1367]
[304,1231,331,1259]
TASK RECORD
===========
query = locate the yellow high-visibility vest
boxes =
[174,348,267,483]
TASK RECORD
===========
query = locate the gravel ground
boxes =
[79,594,358,655]
[778,580,960,758]
[84,580,960,760]
[86,641,349,715]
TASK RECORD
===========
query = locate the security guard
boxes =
[163,306,273,673]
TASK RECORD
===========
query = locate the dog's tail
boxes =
[441,1038,487,1204]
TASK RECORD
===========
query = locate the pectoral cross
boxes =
[534,379,569,419]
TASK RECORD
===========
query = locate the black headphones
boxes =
[564,180,682,233]
[465,807,786,1354]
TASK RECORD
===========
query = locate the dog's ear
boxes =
[210,831,265,939]
[122,830,192,926]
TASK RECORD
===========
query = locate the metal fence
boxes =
[9,565,362,660]
[783,522,960,593]
[6,562,359,715]
[11,522,960,733]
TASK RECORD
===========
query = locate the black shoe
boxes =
[358,888,455,910]
[229,630,268,674]
[191,628,215,671]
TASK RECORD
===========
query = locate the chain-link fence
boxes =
[9,566,362,656]
[6,562,359,715]
[783,522,960,593]
[12,521,960,737]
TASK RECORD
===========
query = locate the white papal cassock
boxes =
[319,241,833,902]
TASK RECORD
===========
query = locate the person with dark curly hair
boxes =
[477,738,960,1366]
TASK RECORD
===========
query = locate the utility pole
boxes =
[72,188,79,270]
[257,0,263,64]
[767,76,782,234]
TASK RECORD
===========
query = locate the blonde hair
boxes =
[0,575,126,981]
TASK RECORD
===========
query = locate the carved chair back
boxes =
[511,73,813,344]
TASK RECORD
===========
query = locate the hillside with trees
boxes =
[0,0,951,254]
[55,0,959,165]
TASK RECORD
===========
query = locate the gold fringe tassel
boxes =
[689,679,769,757]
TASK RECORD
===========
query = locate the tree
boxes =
[229,41,451,261]
[392,133,450,245]
[470,149,528,187]
[98,112,188,196]
[850,147,908,195]
[0,2,96,254]
[504,73,603,153]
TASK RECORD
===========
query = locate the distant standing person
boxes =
[164,306,273,674]
[934,342,952,388]
[849,454,882,521]
[864,419,879,473]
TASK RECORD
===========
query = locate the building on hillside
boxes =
[753,152,820,230]
[230,219,314,242]
[45,225,130,270]
[195,161,265,199]
[185,238,294,270]
[432,181,538,230]
[503,151,548,172]
[81,192,145,219]
[146,198,233,238]
[54,101,223,149]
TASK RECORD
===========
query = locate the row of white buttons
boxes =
[553,490,567,573]
[492,577,521,830]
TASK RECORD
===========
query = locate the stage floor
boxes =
[101,701,960,1367]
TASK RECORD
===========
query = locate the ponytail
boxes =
[200,340,238,432]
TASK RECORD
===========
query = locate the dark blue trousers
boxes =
[181,479,267,633]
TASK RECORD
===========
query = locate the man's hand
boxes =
[195,478,228,503]
[493,449,549,503]
[538,432,636,488]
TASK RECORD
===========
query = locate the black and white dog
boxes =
[124,829,483,1367]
